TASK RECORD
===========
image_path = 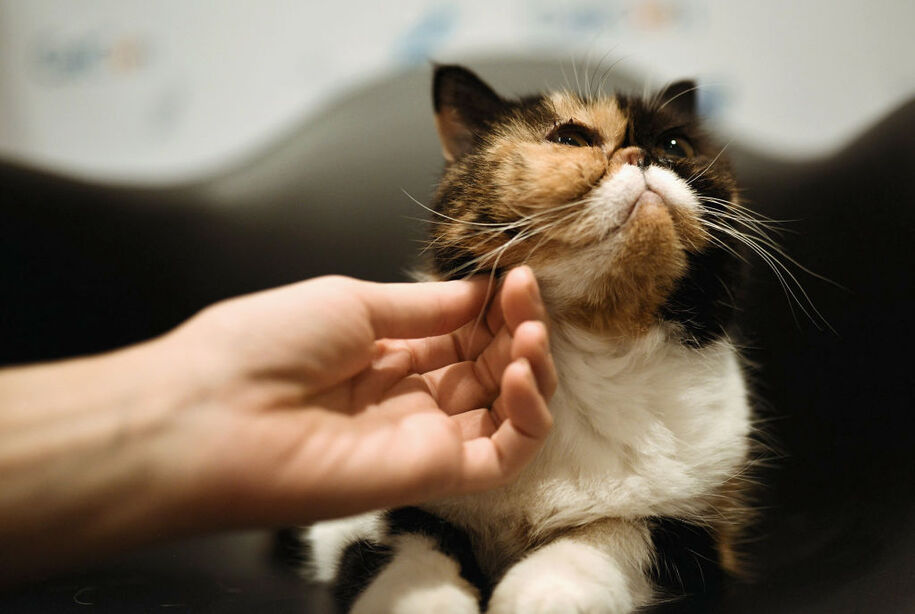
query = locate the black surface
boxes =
[1,61,913,612]
[0,532,334,613]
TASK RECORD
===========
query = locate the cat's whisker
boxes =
[698,206,789,233]
[435,199,593,280]
[704,233,750,265]
[571,57,583,99]
[702,219,834,332]
[456,224,540,351]
[700,198,803,239]
[703,213,785,242]
[406,187,602,236]
[701,220,803,312]
[523,212,586,262]
[706,214,799,241]
[687,141,732,186]
[701,209,843,290]
[435,223,541,279]
[586,45,620,99]
[655,84,702,113]
[596,55,629,96]
[442,198,598,251]
[698,197,796,226]
[402,190,526,229]
[558,60,576,100]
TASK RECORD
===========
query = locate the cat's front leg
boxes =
[486,520,652,614]
[350,533,481,614]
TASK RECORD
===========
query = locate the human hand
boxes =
[160,267,556,527]
[0,267,555,583]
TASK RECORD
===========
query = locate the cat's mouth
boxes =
[625,189,666,225]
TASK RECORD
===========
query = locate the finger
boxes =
[422,317,555,415]
[370,268,543,371]
[497,358,553,447]
[511,321,558,399]
[420,327,511,415]
[492,266,549,333]
[361,277,491,340]
[376,316,496,375]
[458,358,553,492]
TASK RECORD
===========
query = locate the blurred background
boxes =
[1,1,913,612]
[1,0,912,182]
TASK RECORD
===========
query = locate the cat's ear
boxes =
[433,65,507,162]
[659,80,698,116]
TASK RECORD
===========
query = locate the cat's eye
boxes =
[547,123,596,147]
[656,132,695,159]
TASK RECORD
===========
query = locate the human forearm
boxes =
[0,340,193,584]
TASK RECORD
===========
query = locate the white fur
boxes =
[586,164,699,237]
[306,324,751,611]
[643,164,701,214]
[429,323,750,561]
[350,534,480,614]
[487,539,646,614]
[583,164,650,236]
[305,512,385,583]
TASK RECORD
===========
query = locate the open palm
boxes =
[173,267,556,526]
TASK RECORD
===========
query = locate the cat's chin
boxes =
[630,190,665,219]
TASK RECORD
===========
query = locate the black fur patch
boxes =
[660,244,745,347]
[332,539,394,612]
[649,518,725,609]
[387,506,492,606]
[619,95,744,346]
[272,526,312,570]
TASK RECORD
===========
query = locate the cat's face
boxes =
[429,66,743,344]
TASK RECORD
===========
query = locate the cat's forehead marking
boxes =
[548,92,627,146]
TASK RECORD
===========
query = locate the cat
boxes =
[294,64,756,614]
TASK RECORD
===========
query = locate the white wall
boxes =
[0,0,912,184]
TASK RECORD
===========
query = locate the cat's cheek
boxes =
[490,140,607,210]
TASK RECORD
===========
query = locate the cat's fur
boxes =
[296,65,755,613]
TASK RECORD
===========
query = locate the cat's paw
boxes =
[486,541,635,614]
[352,581,480,614]
[350,534,480,614]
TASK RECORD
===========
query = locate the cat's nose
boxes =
[613,146,646,168]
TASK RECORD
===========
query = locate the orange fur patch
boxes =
[490,140,607,209]
[548,92,628,151]
[709,460,758,580]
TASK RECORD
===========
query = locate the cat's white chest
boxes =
[431,325,751,549]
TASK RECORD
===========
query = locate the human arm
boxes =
[0,267,555,583]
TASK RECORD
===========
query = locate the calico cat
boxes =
[296,65,755,613]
